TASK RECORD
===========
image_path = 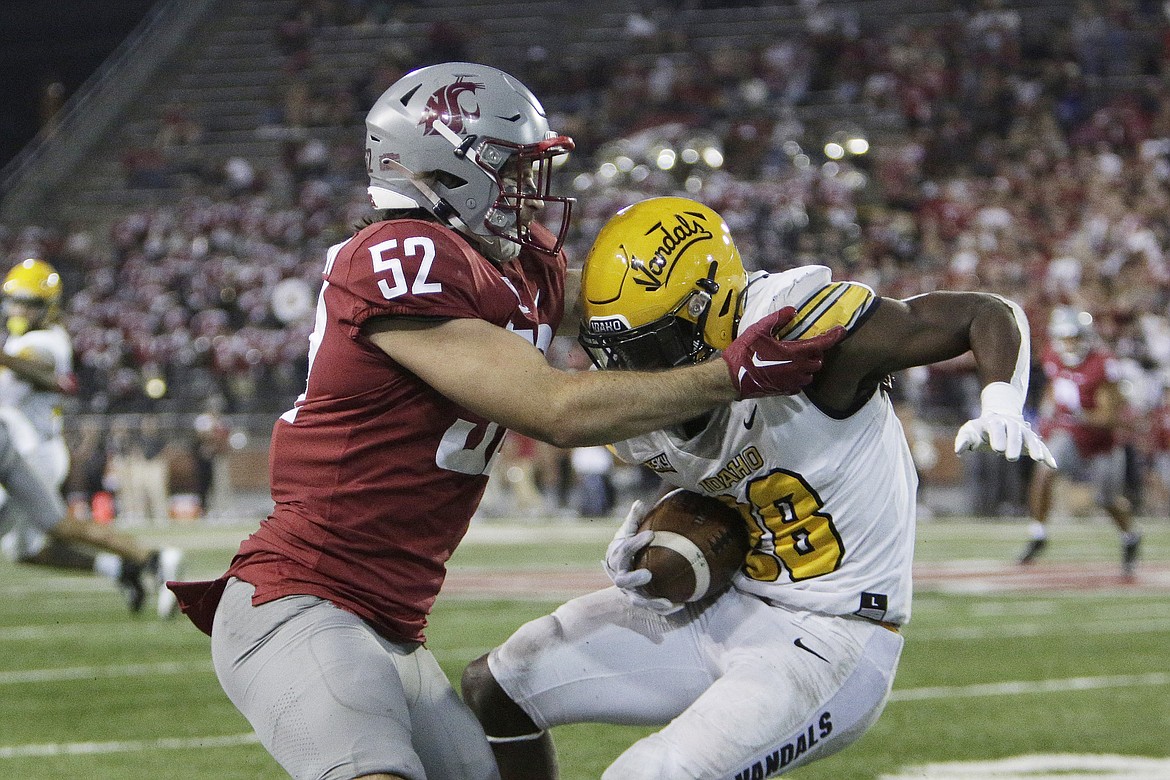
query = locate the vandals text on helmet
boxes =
[631,211,713,291]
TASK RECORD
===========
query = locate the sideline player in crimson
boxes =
[1018,307,1141,577]
[166,64,844,780]
[461,197,1057,779]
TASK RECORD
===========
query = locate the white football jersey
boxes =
[0,324,72,442]
[612,266,918,626]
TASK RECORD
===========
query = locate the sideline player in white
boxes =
[0,258,183,617]
[463,197,1056,779]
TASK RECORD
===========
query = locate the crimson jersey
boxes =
[220,219,564,643]
[1038,345,1120,457]
[1148,403,1170,453]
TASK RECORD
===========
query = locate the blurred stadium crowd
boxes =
[7,0,1170,518]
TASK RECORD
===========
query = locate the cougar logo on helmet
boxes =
[632,212,714,292]
[420,76,484,136]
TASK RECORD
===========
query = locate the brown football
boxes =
[632,489,751,604]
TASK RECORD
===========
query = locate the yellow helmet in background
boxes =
[578,197,747,370]
[3,258,62,335]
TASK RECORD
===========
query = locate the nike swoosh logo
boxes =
[744,406,758,430]
[793,637,829,663]
[751,353,792,368]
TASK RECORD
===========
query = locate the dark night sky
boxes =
[0,0,157,170]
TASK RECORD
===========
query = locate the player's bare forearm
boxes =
[965,295,1028,387]
[812,292,1027,413]
[453,346,734,448]
[532,359,734,446]
[860,292,1023,380]
[366,316,736,448]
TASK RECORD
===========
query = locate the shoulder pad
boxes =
[741,266,833,327]
[741,266,876,340]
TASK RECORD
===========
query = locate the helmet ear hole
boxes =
[433,170,468,190]
[718,290,734,318]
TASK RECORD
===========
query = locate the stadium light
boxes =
[145,377,167,399]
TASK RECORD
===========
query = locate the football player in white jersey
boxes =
[462,197,1057,779]
[0,258,184,617]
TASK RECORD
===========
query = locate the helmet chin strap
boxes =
[375,157,474,232]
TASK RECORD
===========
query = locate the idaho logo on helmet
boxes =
[579,197,747,370]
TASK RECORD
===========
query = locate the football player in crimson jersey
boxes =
[1018,307,1141,577]
[1143,381,1170,515]
[0,258,182,617]
[462,197,1056,780]
[165,64,844,780]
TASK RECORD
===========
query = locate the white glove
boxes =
[954,382,1057,468]
[603,501,684,615]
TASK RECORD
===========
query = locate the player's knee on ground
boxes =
[461,654,540,737]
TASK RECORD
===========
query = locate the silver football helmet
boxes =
[365,62,575,260]
[1048,306,1094,367]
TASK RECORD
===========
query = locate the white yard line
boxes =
[910,615,1170,640]
[0,733,258,759]
[0,622,173,641]
[0,668,1165,761]
[3,612,1164,647]
[889,671,1170,702]
[0,660,208,685]
[880,753,1170,779]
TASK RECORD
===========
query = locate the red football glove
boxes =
[721,307,847,399]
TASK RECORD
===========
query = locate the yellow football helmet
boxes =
[579,197,747,369]
[3,258,62,335]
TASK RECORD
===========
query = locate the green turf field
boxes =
[0,517,1166,779]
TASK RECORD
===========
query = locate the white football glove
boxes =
[604,500,684,615]
[954,382,1057,468]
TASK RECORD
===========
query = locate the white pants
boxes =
[489,587,903,779]
[0,412,69,560]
